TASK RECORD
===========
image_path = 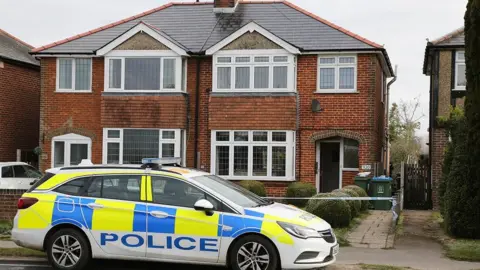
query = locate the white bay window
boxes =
[211,130,295,180]
[317,55,357,93]
[103,128,184,165]
[57,58,92,92]
[213,50,294,92]
[454,51,466,90]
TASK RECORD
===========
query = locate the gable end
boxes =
[114,32,169,50]
[222,31,282,50]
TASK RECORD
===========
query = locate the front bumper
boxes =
[277,237,338,269]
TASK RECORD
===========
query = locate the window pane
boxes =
[101,175,141,201]
[55,178,89,196]
[319,68,335,89]
[216,131,230,141]
[339,67,355,89]
[13,165,27,178]
[87,177,102,197]
[75,59,91,90]
[457,64,466,87]
[235,57,250,63]
[457,52,465,61]
[254,56,269,63]
[108,130,120,138]
[234,146,248,176]
[125,58,160,90]
[162,143,175,158]
[59,59,72,89]
[109,59,122,88]
[217,67,231,89]
[54,141,65,168]
[254,67,269,89]
[217,57,231,63]
[107,143,120,164]
[272,146,286,177]
[234,131,248,141]
[23,166,42,178]
[235,67,250,89]
[216,146,230,176]
[319,58,335,64]
[152,176,208,208]
[123,129,159,164]
[272,132,287,142]
[253,131,268,142]
[162,131,175,139]
[339,57,355,64]
[163,59,176,89]
[344,139,359,168]
[1,166,13,178]
[253,146,267,176]
[70,144,88,166]
[273,66,288,88]
[274,56,288,62]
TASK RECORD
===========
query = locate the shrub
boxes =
[305,193,351,228]
[332,189,360,218]
[344,185,369,212]
[238,181,267,197]
[285,182,317,207]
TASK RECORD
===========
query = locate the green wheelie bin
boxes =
[369,176,392,210]
[354,172,372,193]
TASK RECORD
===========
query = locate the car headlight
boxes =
[277,221,320,239]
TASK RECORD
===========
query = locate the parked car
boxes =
[0,162,42,190]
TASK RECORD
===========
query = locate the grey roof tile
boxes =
[0,29,39,66]
[431,27,464,47]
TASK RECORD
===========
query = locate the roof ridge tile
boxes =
[430,27,464,45]
[0,28,34,48]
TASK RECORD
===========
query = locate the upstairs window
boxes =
[106,56,183,92]
[214,53,294,92]
[317,55,357,93]
[57,58,92,92]
[455,51,466,90]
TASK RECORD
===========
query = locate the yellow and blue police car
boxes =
[12,158,338,270]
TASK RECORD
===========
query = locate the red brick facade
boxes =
[38,53,386,196]
[0,60,40,162]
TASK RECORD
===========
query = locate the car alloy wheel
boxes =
[51,235,82,268]
[236,242,270,270]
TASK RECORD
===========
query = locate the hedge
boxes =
[285,182,317,207]
[344,185,369,212]
[238,181,267,197]
[332,189,360,218]
[305,193,351,228]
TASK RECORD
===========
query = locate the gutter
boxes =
[386,65,398,174]
[194,57,202,169]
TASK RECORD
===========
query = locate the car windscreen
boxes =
[192,174,271,208]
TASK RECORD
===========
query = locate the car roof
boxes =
[0,162,29,166]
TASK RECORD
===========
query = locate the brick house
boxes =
[31,0,393,196]
[0,29,40,162]
[423,27,465,208]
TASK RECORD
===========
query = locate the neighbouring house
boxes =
[423,27,465,208]
[0,29,40,164]
[31,0,394,196]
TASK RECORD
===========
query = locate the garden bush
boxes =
[305,193,351,228]
[332,189,360,218]
[344,185,369,212]
[238,181,267,197]
[285,182,317,208]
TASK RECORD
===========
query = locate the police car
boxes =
[12,158,338,270]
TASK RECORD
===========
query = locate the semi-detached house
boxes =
[32,0,394,196]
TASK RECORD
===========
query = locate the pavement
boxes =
[346,210,395,249]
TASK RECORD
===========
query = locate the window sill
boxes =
[102,91,187,97]
[219,176,296,182]
[211,91,296,97]
[56,90,92,93]
[452,88,466,91]
[342,168,360,172]
[315,90,358,94]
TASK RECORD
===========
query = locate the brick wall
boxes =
[431,128,448,209]
[0,61,40,161]
[0,189,25,221]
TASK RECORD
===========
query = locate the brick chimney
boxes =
[214,0,238,13]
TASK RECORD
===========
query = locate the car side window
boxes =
[151,176,220,210]
[23,166,42,178]
[54,177,91,196]
[86,175,142,202]
[1,166,13,178]
[13,166,27,178]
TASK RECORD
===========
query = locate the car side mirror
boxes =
[194,199,214,216]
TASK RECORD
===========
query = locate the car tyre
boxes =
[229,235,279,270]
[46,228,91,270]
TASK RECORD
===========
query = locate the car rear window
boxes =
[27,172,55,192]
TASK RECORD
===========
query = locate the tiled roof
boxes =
[0,29,39,66]
[430,27,464,46]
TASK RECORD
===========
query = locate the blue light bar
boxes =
[141,157,182,165]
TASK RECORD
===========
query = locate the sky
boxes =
[0,0,467,138]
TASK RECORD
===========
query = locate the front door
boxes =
[319,142,340,192]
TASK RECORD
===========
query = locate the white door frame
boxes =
[316,139,344,192]
[51,133,92,168]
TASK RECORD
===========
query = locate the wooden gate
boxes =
[404,163,432,210]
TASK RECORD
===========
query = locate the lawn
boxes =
[0,220,12,239]
[334,211,371,247]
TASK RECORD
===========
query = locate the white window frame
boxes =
[212,49,295,93]
[210,130,295,181]
[317,55,357,93]
[51,133,92,168]
[104,51,184,93]
[454,50,466,91]
[56,57,92,93]
[102,128,185,165]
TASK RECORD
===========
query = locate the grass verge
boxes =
[395,213,404,237]
[334,211,371,247]
[359,264,413,270]
[0,248,45,257]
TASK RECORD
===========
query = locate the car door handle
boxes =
[150,211,169,218]
[87,203,104,209]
